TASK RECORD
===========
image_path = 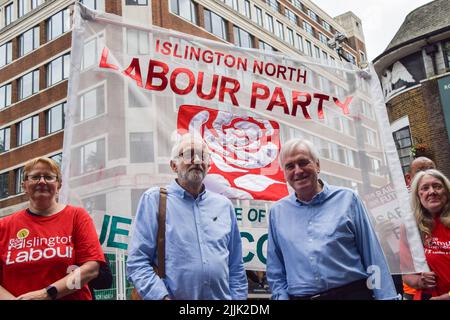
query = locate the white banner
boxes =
[61,4,427,274]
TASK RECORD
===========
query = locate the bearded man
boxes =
[127,133,247,300]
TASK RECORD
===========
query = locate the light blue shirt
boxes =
[126,180,248,300]
[267,181,398,300]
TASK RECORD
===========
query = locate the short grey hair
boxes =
[279,138,320,169]
[170,133,210,162]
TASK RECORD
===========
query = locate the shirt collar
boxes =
[292,179,330,206]
[168,179,207,200]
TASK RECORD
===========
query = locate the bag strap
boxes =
[156,187,167,279]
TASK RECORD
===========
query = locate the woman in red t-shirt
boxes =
[403,169,450,300]
[0,157,105,300]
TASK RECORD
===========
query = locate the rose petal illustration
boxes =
[204,174,253,199]
[234,174,284,192]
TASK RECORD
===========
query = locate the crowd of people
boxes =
[0,135,448,300]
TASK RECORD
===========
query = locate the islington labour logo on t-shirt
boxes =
[6,229,73,265]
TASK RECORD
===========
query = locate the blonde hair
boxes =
[23,157,62,185]
[410,169,450,242]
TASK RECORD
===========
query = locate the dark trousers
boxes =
[289,278,374,300]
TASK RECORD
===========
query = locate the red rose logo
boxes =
[177,105,288,201]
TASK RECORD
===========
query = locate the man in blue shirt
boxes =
[267,138,398,300]
[127,134,247,300]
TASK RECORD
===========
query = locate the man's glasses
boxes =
[26,175,58,183]
[177,149,209,164]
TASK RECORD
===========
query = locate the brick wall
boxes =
[387,84,450,178]
[421,78,450,177]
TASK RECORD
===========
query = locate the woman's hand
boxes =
[430,293,450,300]
[16,289,49,300]
[417,271,436,289]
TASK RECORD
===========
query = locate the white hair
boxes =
[170,133,210,162]
[279,138,320,169]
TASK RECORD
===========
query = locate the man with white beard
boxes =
[127,133,247,300]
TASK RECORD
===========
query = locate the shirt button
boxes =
[309,256,314,261]
[315,277,320,281]
[309,221,312,225]
[308,238,313,242]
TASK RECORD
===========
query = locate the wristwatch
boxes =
[45,285,58,300]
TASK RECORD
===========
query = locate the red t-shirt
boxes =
[421,217,450,297]
[0,205,105,300]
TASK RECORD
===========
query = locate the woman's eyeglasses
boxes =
[26,175,58,183]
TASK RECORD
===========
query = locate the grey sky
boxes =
[312,0,433,61]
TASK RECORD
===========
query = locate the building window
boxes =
[0,41,12,67]
[46,103,66,134]
[295,34,303,52]
[259,40,274,52]
[18,0,29,18]
[47,54,70,86]
[303,21,313,35]
[50,153,63,166]
[319,33,328,45]
[292,0,302,10]
[443,40,450,68]
[47,8,71,41]
[128,86,148,108]
[170,0,197,24]
[234,26,252,48]
[360,51,366,63]
[75,139,106,175]
[5,3,14,26]
[255,6,263,26]
[83,193,106,214]
[364,127,378,147]
[125,0,148,5]
[79,85,105,121]
[287,28,294,46]
[0,127,10,153]
[305,40,312,56]
[18,69,39,100]
[314,45,320,59]
[345,51,356,65]
[0,172,9,199]
[243,0,251,18]
[19,26,39,57]
[127,29,149,55]
[80,0,105,10]
[204,9,227,41]
[307,9,318,22]
[130,132,154,163]
[393,126,412,174]
[224,0,238,10]
[361,100,374,119]
[17,115,39,146]
[31,0,44,10]
[0,83,12,109]
[322,20,331,32]
[285,8,297,25]
[265,13,274,33]
[275,21,284,40]
[15,167,24,194]
[82,35,104,69]
[265,0,279,12]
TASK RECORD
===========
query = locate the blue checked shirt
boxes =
[267,181,398,300]
[127,180,248,300]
